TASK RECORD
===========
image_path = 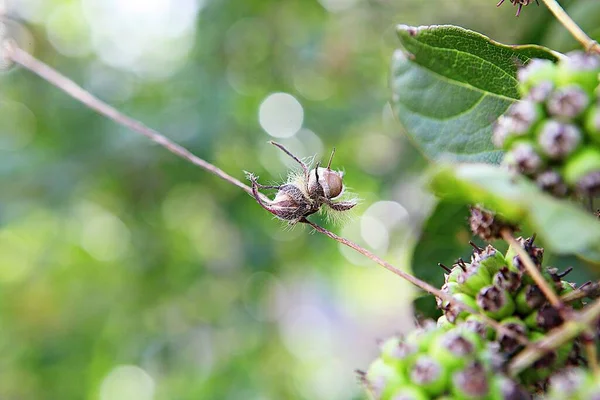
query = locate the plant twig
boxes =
[501,230,563,310]
[5,42,528,346]
[540,0,600,54]
[305,219,528,345]
[583,330,599,375]
[509,297,600,376]
[3,41,253,196]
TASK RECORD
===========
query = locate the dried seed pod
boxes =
[493,266,522,293]
[515,284,545,315]
[497,317,528,354]
[468,206,517,241]
[451,361,490,399]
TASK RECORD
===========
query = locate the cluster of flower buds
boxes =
[436,235,589,387]
[493,51,600,197]
[360,322,529,399]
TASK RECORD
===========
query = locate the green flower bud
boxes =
[446,265,465,284]
[472,245,508,275]
[546,85,590,119]
[491,375,531,400]
[451,361,491,400]
[430,330,480,372]
[443,293,478,324]
[437,315,454,331]
[546,367,589,400]
[468,206,517,242]
[584,104,600,145]
[536,120,582,160]
[380,336,418,374]
[563,147,600,194]
[515,285,545,315]
[366,358,406,399]
[384,384,429,400]
[518,59,557,95]
[457,263,492,297]
[477,285,516,320]
[493,266,522,294]
[409,355,448,397]
[525,304,563,331]
[503,141,545,176]
[526,80,554,103]
[406,326,439,354]
[464,315,495,340]
[557,51,600,95]
[535,169,569,197]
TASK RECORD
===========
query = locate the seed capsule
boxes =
[515,284,545,315]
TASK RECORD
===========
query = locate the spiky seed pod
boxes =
[468,206,517,241]
[451,361,490,399]
[535,170,569,197]
[496,317,528,354]
[503,141,545,176]
[477,285,516,320]
[546,85,590,119]
[493,266,522,293]
[537,120,582,160]
[515,284,546,315]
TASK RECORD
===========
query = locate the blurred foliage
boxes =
[0,0,591,399]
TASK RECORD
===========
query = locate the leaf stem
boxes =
[5,42,529,346]
[540,0,600,54]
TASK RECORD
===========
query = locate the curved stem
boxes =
[540,0,600,54]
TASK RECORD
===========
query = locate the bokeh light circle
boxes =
[259,92,304,138]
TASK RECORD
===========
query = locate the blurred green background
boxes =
[0,0,594,399]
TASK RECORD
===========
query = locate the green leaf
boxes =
[391,25,558,163]
[429,163,600,262]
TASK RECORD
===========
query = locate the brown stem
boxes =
[540,0,600,54]
[6,43,529,346]
[3,41,253,196]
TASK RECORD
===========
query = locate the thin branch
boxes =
[304,218,528,345]
[3,41,253,196]
[501,230,563,310]
[540,0,600,54]
[509,296,600,376]
[5,43,528,346]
